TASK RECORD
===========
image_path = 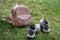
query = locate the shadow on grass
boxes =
[0,20,31,29]
[26,37,34,40]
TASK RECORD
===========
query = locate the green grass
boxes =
[0,0,60,40]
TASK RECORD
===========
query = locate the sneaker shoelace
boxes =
[28,29,35,36]
[43,24,49,30]
[42,21,49,30]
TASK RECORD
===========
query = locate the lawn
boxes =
[0,0,60,40]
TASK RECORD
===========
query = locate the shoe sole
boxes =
[43,28,50,32]
[27,34,35,38]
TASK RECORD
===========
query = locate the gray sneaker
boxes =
[27,24,36,38]
[27,29,35,38]
[27,24,40,38]
[40,19,50,32]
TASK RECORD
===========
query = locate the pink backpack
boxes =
[10,4,31,26]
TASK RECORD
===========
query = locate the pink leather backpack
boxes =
[10,4,31,26]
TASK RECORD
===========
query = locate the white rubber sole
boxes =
[27,34,35,38]
[43,28,50,32]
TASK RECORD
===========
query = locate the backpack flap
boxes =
[14,15,31,26]
[17,15,31,20]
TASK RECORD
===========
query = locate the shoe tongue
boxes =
[44,20,48,24]
[44,24,49,30]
